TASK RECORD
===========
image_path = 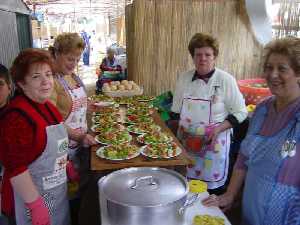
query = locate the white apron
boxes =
[58,75,88,161]
[177,90,231,190]
[58,75,88,197]
[14,106,70,225]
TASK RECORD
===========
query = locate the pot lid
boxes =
[99,167,189,207]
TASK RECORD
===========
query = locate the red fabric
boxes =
[25,196,50,225]
[66,160,80,182]
[0,95,62,215]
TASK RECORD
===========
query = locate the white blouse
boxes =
[171,68,248,123]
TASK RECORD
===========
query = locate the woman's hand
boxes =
[87,99,97,112]
[82,133,97,146]
[207,125,223,145]
[202,192,235,212]
[207,120,232,145]
[25,196,50,225]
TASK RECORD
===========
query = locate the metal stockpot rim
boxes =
[99,167,189,207]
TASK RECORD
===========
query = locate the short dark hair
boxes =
[10,48,54,83]
[188,33,219,57]
[0,64,11,85]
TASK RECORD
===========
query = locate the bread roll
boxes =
[102,86,111,92]
[114,81,120,86]
[118,84,125,91]
[128,81,135,85]
[133,84,140,91]
[125,84,133,90]
[121,80,128,85]
[110,85,117,91]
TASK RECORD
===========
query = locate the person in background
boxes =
[171,33,247,194]
[96,48,123,93]
[203,36,300,225]
[0,64,12,112]
[99,48,122,73]
[49,32,96,224]
[0,49,71,225]
[81,30,90,66]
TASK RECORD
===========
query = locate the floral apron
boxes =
[58,75,87,156]
[241,104,300,225]
[177,93,230,190]
[14,105,69,225]
[58,75,88,197]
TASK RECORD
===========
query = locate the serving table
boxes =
[87,103,231,225]
[90,110,193,171]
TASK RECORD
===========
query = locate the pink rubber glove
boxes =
[66,160,80,182]
[25,196,50,225]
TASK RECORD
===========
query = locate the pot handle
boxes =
[178,194,200,215]
[131,176,157,190]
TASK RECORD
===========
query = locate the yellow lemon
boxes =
[189,180,208,193]
[247,104,256,112]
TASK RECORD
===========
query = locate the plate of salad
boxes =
[92,113,121,124]
[124,115,154,124]
[136,131,173,144]
[91,123,125,133]
[126,123,161,135]
[95,130,132,145]
[140,142,182,159]
[96,143,141,161]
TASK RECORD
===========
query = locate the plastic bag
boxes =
[152,91,173,121]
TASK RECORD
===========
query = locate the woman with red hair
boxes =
[0,49,77,225]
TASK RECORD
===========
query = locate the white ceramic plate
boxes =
[92,115,122,124]
[140,144,182,159]
[90,123,124,133]
[93,101,115,107]
[126,124,161,135]
[136,133,173,145]
[94,132,132,145]
[96,145,141,161]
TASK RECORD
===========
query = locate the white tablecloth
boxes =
[100,191,231,225]
[183,192,231,225]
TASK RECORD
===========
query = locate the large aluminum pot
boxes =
[98,167,190,225]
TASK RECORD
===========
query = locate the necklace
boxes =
[281,139,296,158]
[280,122,297,158]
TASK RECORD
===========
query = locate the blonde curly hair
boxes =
[49,32,85,56]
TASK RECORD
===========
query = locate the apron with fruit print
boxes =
[58,75,88,197]
[177,91,231,190]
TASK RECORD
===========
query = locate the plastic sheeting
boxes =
[245,0,273,46]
